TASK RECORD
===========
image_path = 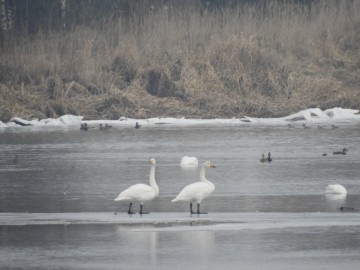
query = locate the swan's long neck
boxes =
[199,165,214,189]
[149,165,159,194]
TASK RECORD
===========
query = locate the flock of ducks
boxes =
[114,159,216,215]
[260,152,272,163]
[288,123,339,129]
[80,122,141,131]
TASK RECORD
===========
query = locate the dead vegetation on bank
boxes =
[0,0,360,122]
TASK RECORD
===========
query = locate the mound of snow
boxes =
[244,107,360,125]
[180,156,198,167]
[325,184,347,195]
[5,115,84,127]
[1,107,360,129]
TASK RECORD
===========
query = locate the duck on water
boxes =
[333,148,348,155]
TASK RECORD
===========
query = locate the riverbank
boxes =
[0,1,359,121]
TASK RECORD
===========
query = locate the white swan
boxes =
[114,158,159,215]
[172,161,216,214]
[180,156,198,167]
[325,184,347,195]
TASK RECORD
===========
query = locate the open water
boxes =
[0,123,359,269]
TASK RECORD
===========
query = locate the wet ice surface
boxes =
[1,213,360,270]
[1,123,360,269]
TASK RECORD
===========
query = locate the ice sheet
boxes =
[1,212,359,230]
[2,107,360,129]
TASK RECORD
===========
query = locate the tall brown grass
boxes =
[0,0,359,121]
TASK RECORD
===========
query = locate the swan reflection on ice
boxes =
[114,158,159,215]
[172,161,216,215]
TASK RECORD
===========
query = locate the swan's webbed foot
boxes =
[139,205,149,216]
[127,202,135,215]
[190,203,208,215]
[191,211,208,215]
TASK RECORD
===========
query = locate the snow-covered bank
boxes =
[1,107,359,129]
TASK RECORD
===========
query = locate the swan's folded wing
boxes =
[114,184,155,201]
[172,182,211,202]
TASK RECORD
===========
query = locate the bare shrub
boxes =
[145,69,185,99]
[111,56,137,84]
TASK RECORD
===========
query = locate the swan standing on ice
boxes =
[114,158,159,215]
[172,161,216,215]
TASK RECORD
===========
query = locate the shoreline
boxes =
[1,107,359,129]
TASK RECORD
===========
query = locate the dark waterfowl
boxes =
[302,124,310,129]
[13,155,19,164]
[339,206,358,212]
[135,122,141,129]
[322,153,328,156]
[100,123,112,130]
[333,148,348,155]
[260,154,267,162]
[317,124,324,129]
[267,152,272,162]
[331,124,339,129]
[80,123,88,131]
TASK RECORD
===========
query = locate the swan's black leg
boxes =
[127,202,135,215]
[197,203,207,215]
[190,203,196,215]
[139,204,149,215]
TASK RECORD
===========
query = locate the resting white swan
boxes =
[325,184,347,195]
[114,158,159,215]
[180,156,198,167]
[172,161,216,215]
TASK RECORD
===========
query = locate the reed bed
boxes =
[0,0,359,121]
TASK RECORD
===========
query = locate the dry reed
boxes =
[0,0,359,121]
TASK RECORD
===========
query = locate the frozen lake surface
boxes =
[1,121,360,269]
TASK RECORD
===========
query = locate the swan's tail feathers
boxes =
[114,196,127,201]
[171,197,181,202]
[171,197,185,202]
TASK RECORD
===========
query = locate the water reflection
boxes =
[325,193,347,211]
[180,230,215,258]
[115,227,159,266]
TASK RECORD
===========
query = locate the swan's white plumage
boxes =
[114,184,157,202]
[325,184,347,194]
[180,156,198,167]
[114,158,159,204]
[172,161,215,204]
[171,182,214,203]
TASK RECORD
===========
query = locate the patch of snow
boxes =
[1,107,360,129]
